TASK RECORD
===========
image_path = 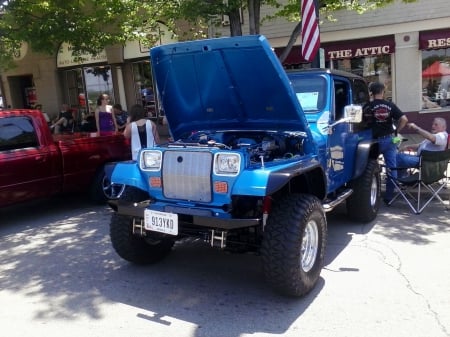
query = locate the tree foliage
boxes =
[0,0,178,69]
[0,0,418,70]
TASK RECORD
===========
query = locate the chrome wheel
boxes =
[301,219,319,272]
[102,176,125,199]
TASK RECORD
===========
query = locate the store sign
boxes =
[419,29,450,50]
[323,36,395,60]
[327,45,391,59]
[57,43,107,68]
[426,38,450,49]
[273,35,395,65]
[124,23,177,60]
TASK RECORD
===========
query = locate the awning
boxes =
[274,35,395,65]
[419,29,450,50]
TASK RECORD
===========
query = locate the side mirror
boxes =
[344,105,363,123]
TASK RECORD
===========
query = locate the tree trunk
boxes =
[229,8,242,36]
[247,0,260,34]
[278,21,301,64]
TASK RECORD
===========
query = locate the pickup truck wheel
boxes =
[90,168,125,203]
[346,159,381,222]
[261,194,327,297]
[110,187,174,264]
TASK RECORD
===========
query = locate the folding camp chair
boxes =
[385,149,450,214]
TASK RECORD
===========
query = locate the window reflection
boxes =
[132,61,160,120]
[422,49,450,109]
[328,55,392,100]
[84,66,114,112]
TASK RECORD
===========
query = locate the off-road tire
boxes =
[110,186,174,264]
[346,159,381,222]
[261,194,327,297]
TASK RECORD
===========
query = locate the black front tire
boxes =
[109,187,174,264]
[346,159,381,222]
[261,194,327,297]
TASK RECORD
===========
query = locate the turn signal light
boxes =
[149,176,161,188]
[214,181,228,193]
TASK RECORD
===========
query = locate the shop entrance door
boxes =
[7,75,35,108]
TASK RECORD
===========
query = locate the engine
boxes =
[172,130,306,164]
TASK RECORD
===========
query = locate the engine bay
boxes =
[166,130,307,164]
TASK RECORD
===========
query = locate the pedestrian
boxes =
[95,93,118,133]
[51,103,74,133]
[112,103,129,132]
[34,104,50,124]
[397,118,448,172]
[123,104,160,160]
[363,82,408,204]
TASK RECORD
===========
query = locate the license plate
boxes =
[144,209,178,235]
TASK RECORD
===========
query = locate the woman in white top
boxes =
[123,104,160,160]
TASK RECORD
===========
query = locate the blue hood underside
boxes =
[150,35,310,140]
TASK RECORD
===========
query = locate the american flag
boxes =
[301,0,320,62]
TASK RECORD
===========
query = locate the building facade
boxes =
[1,0,449,129]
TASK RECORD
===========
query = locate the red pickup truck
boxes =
[0,109,131,207]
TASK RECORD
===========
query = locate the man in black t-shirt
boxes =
[363,82,408,204]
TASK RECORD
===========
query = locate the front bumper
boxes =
[109,199,261,230]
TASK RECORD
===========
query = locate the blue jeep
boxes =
[109,35,380,297]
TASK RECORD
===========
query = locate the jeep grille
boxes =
[162,151,212,202]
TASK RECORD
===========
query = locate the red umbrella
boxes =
[422,61,450,78]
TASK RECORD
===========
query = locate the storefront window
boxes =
[62,66,113,113]
[61,65,114,128]
[421,49,450,109]
[63,69,85,111]
[132,61,159,119]
[84,66,114,113]
[419,29,450,110]
[328,55,392,100]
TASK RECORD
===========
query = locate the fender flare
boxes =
[109,161,149,191]
[266,159,326,198]
[352,140,378,179]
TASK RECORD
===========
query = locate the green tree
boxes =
[0,0,177,69]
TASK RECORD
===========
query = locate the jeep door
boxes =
[327,78,360,191]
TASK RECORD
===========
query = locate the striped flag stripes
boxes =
[301,0,320,62]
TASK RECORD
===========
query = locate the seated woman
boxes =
[51,105,74,134]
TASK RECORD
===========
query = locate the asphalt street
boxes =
[0,191,449,337]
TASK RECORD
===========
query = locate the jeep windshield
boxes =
[287,74,327,113]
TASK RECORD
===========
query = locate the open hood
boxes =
[150,35,310,140]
